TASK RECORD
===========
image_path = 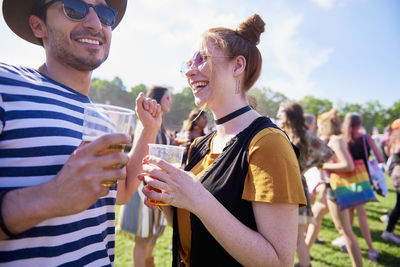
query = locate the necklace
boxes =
[215,105,252,125]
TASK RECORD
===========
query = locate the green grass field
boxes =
[114,176,400,267]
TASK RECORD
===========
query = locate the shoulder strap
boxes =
[185,116,299,171]
[184,131,215,171]
[362,134,372,161]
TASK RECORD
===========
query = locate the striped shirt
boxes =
[0,63,116,266]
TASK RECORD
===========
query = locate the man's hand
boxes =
[45,133,131,216]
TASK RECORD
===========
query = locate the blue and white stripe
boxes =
[0,63,116,266]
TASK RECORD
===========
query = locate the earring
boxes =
[235,79,241,94]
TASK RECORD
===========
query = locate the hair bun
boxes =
[236,14,265,45]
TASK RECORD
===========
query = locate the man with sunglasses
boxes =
[0,0,162,265]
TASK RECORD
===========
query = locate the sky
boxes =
[1,0,399,108]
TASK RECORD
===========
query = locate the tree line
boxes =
[89,77,400,134]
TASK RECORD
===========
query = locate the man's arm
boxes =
[0,134,131,240]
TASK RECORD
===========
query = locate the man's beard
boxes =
[55,45,108,71]
[47,28,109,71]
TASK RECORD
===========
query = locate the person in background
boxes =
[139,14,306,266]
[277,100,333,267]
[176,108,208,165]
[183,108,209,143]
[305,139,332,249]
[0,0,162,265]
[119,86,172,267]
[303,112,327,202]
[303,112,331,248]
[318,109,363,267]
[371,126,382,148]
[304,113,316,134]
[381,119,400,245]
[146,86,173,146]
[381,125,393,163]
[339,113,383,262]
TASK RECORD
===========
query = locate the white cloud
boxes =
[258,14,334,100]
[311,0,335,9]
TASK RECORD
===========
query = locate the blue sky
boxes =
[1,0,399,108]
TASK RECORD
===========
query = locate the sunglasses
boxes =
[180,51,234,76]
[42,0,118,27]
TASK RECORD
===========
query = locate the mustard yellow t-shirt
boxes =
[177,127,306,264]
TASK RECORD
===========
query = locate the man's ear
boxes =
[233,55,246,78]
[29,15,47,40]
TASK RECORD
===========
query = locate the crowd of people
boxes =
[0,1,399,267]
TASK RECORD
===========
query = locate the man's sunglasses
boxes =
[41,0,118,27]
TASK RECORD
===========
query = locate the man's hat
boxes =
[2,0,127,45]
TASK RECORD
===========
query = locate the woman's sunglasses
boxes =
[41,0,118,27]
[180,51,234,76]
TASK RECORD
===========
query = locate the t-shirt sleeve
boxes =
[0,94,4,134]
[242,128,306,205]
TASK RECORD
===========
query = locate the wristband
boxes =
[0,189,16,237]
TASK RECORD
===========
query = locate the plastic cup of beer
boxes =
[83,103,135,187]
[147,144,185,205]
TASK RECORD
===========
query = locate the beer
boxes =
[147,185,167,206]
[147,163,181,206]
[83,140,125,187]
[83,103,135,187]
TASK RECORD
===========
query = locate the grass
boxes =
[114,176,400,267]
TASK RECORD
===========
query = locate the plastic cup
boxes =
[83,103,135,187]
[147,144,185,205]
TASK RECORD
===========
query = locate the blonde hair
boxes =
[317,108,342,137]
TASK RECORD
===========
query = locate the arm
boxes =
[197,198,298,267]
[322,135,355,172]
[157,205,174,226]
[116,93,162,204]
[1,134,131,240]
[368,135,385,163]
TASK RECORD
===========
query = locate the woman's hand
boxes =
[138,155,210,212]
[135,92,162,130]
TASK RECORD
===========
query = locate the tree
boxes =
[249,87,287,118]
[338,101,388,133]
[300,95,333,118]
[388,100,400,126]
[130,84,147,102]
[164,87,197,131]
[90,77,134,109]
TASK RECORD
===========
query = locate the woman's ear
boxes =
[233,55,246,78]
[29,15,47,40]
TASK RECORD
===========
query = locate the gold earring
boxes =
[235,79,240,94]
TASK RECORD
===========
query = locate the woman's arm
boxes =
[117,93,161,204]
[322,135,354,172]
[368,135,385,163]
[157,205,174,226]
[196,198,298,267]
